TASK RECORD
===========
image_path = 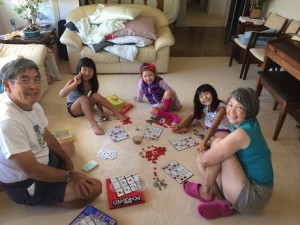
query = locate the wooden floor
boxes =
[170,27,232,57]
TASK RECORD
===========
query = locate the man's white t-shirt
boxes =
[0,94,49,183]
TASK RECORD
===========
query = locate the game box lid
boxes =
[106,95,125,110]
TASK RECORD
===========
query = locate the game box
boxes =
[106,174,145,209]
[106,95,125,110]
[52,129,73,142]
[69,205,117,225]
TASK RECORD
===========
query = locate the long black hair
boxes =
[75,57,99,94]
[193,84,222,120]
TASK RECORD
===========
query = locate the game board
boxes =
[143,125,163,141]
[69,205,117,225]
[169,136,198,151]
[161,160,194,184]
[106,174,145,209]
[107,126,130,143]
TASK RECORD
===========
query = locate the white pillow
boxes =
[104,45,138,62]
[109,36,153,47]
[0,56,19,71]
[89,4,142,24]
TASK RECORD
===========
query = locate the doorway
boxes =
[177,0,230,27]
[171,0,232,57]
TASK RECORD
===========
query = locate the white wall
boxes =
[57,0,79,21]
[206,0,227,15]
[266,0,300,21]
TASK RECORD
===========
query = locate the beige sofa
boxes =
[0,43,48,100]
[60,4,175,74]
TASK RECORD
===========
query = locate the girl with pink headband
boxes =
[134,63,182,123]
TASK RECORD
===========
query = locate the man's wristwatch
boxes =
[66,170,73,182]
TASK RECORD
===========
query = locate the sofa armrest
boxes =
[154,27,175,52]
[60,29,83,50]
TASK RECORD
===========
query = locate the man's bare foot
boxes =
[173,126,189,134]
[91,123,104,135]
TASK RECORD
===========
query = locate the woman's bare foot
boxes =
[199,185,213,201]
[91,123,104,135]
[173,126,189,134]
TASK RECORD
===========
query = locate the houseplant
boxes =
[9,0,43,27]
[249,0,271,18]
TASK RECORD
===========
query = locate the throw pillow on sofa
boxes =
[89,4,142,24]
[106,16,157,40]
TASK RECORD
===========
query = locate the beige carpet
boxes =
[1,57,300,225]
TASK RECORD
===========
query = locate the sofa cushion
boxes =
[0,56,19,94]
[81,46,119,63]
[0,55,19,70]
[0,44,48,99]
[104,45,138,62]
[120,45,156,62]
[107,16,157,40]
[89,4,142,24]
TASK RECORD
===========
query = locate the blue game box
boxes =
[69,205,117,225]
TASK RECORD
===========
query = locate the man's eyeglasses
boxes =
[11,78,41,85]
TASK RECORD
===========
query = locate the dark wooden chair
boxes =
[256,71,300,140]
[229,12,288,75]
[242,20,300,80]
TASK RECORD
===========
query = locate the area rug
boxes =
[1,57,299,225]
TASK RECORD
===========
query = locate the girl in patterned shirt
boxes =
[173,84,230,151]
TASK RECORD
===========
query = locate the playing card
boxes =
[82,160,98,172]
[98,148,117,160]
[108,150,117,159]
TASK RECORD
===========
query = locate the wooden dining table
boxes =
[255,34,300,140]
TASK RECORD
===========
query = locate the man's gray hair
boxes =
[0,58,40,81]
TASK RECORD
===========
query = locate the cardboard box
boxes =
[52,129,73,142]
[106,95,125,110]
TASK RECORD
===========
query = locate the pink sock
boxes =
[157,110,180,123]
[163,98,172,111]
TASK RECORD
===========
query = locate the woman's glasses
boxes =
[226,103,244,112]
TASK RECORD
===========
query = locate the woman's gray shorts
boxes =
[233,177,273,215]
